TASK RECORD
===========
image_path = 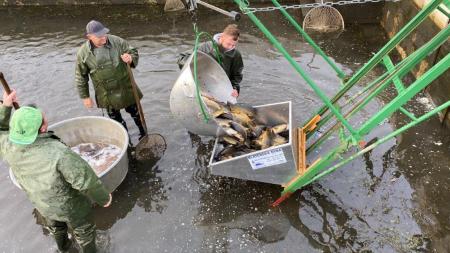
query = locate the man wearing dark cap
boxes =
[0,90,112,253]
[75,20,146,140]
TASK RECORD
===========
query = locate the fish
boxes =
[278,130,289,139]
[271,134,287,146]
[211,107,230,118]
[215,118,232,128]
[202,95,223,112]
[216,146,239,161]
[229,103,256,117]
[229,103,256,128]
[202,95,291,160]
[215,118,244,142]
[216,144,257,161]
[232,112,255,128]
[271,124,288,134]
[224,128,244,142]
[250,125,265,138]
[202,95,234,119]
[220,155,233,161]
[220,136,240,145]
[216,111,233,120]
[230,122,248,141]
[253,129,272,150]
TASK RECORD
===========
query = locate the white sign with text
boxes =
[248,148,287,170]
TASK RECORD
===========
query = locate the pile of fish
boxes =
[71,143,121,176]
[202,95,289,161]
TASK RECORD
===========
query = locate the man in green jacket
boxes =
[75,20,146,139]
[178,24,244,97]
[0,90,112,253]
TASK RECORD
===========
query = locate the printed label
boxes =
[248,148,287,170]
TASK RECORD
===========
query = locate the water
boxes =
[0,4,449,253]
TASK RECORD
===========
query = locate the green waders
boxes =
[44,215,97,253]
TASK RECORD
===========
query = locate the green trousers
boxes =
[44,216,97,253]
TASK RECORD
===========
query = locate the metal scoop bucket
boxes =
[170,51,237,136]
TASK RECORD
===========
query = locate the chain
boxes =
[243,0,401,14]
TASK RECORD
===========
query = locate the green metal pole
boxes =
[234,0,359,139]
[271,0,346,79]
[308,25,450,152]
[383,56,405,93]
[284,98,450,194]
[437,5,450,18]
[307,55,415,153]
[313,0,445,118]
[399,107,418,121]
[342,24,450,125]
[303,100,450,187]
[309,71,391,139]
[359,53,450,136]
[282,140,349,194]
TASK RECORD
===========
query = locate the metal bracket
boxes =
[187,0,241,21]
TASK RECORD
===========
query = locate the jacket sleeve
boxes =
[176,50,191,70]
[198,41,218,61]
[0,105,12,131]
[230,51,244,93]
[75,50,91,99]
[57,150,110,206]
[177,42,218,69]
[121,39,139,68]
[197,41,211,55]
[0,105,12,157]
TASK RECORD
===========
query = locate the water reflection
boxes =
[189,132,215,168]
[284,187,363,252]
[361,137,397,192]
[93,155,168,230]
[195,177,287,251]
[194,174,383,252]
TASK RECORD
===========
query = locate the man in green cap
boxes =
[75,20,146,140]
[0,90,112,253]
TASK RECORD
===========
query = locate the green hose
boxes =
[192,24,222,122]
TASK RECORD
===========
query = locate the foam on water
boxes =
[71,143,122,175]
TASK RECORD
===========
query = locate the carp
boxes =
[271,124,288,134]
[202,95,223,112]
[220,136,240,145]
[271,134,288,146]
[253,129,272,150]
[201,95,290,161]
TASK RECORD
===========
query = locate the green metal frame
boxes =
[271,0,346,79]
[234,0,361,143]
[233,0,450,202]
